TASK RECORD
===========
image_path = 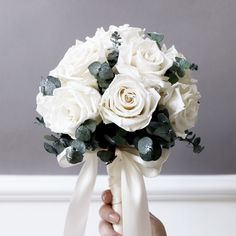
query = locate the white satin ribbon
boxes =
[57,148,98,236]
[57,147,169,236]
[107,148,169,236]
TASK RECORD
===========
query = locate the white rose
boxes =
[116,38,172,88]
[36,83,101,139]
[49,40,107,89]
[160,83,201,138]
[99,74,160,131]
[162,44,185,61]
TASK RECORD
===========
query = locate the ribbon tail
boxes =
[121,156,152,236]
[64,154,98,236]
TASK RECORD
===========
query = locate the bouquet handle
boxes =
[107,158,123,234]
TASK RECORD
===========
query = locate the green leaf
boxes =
[44,142,58,155]
[168,73,179,84]
[193,145,204,153]
[44,135,58,142]
[88,61,101,76]
[35,117,45,126]
[153,126,171,142]
[83,119,97,133]
[151,143,162,161]
[85,135,99,151]
[189,63,199,71]
[66,148,84,164]
[157,113,169,124]
[176,67,185,78]
[176,57,191,69]
[71,140,86,153]
[47,76,61,88]
[40,76,61,96]
[97,79,111,89]
[193,137,201,146]
[107,49,119,67]
[147,32,164,45]
[137,137,162,161]
[113,135,126,145]
[116,128,127,137]
[98,62,114,80]
[52,140,65,154]
[75,125,91,141]
[104,135,116,146]
[97,150,115,162]
[138,137,153,155]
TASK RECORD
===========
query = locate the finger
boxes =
[101,190,112,204]
[99,204,120,224]
[99,220,121,236]
[150,213,167,236]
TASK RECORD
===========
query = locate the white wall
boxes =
[0,175,235,236]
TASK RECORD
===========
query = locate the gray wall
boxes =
[0,0,235,175]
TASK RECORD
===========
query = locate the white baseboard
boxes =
[0,175,236,236]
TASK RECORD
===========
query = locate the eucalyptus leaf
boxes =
[116,128,127,137]
[71,140,86,154]
[98,62,114,80]
[107,49,119,67]
[153,126,171,142]
[83,119,97,133]
[193,145,204,153]
[147,32,164,45]
[97,79,110,89]
[113,135,126,145]
[168,73,179,84]
[176,67,185,78]
[104,135,116,146]
[157,113,169,124]
[75,125,91,141]
[138,137,153,155]
[176,57,191,69]
[193,137,201,146]
[52,140,65,154]
[47,76,61,88]
[97,150,115,163]
[44,142,58,155]
[190,63,199,71]
[66,148,84,164]
[44,135,58,142]
[35,117,45,126]
[88,61,101,76]
[40,76,61,96]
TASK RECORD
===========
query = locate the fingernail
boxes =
[102,192,106,202]
[109,213,119,223]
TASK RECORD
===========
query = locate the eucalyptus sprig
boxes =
[179,130,204,153]
[88,61,114,93]
[165,57,199,85]
[110,31,122,48]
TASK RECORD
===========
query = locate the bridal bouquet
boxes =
[36,25,203,236]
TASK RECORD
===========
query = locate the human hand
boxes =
[99,190,167,236]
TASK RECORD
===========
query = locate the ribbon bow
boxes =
[57,147,169,236]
